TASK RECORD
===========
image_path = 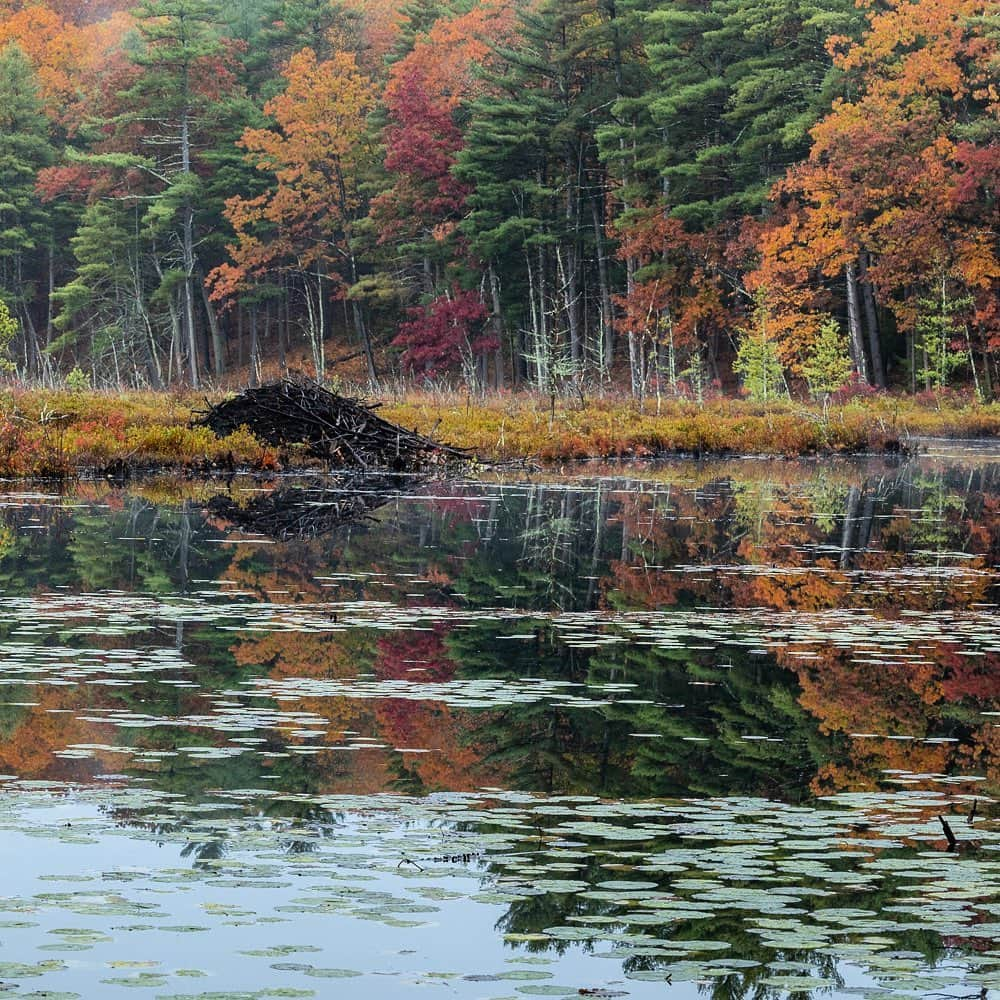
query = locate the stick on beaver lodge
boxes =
[194,376,470,472]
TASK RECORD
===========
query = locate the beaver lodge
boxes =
[195,376,469,472]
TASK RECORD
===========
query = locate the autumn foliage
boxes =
[0,0,994,398]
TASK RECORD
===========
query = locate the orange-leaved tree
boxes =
[755,0,999,392]
[211,46,378,380]
[611,208,732,401]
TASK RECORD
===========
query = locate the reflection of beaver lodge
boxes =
[208,476,408,540]
[195,375,469,472]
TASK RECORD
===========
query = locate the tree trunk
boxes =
[199,270,226,378]
[845,261,869,385]
[591,198,614,378]
[177,84,200,389]
[840,485,861,569]
[182,262,198,387]
[167,286,182,385]
[19,297,40,381]
[315,264,326,378]
[859,252,885,387]
[563,153,581,368]
[347,253,377,381]
[141,310,164,390]
[236,307,244,368]
[488,263,506,388]
[626,257,640,399]
[249,305,260,388]
[46,242,54,355]
[561,244,581,366]
[525,250,540,386]
[981,350,994,401]
[537,244,549,390]
[279,278,288,371]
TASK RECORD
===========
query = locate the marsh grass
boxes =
[0,385,997,476]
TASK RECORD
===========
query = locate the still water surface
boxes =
[0,451,997,998]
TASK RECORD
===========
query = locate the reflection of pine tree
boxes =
[0,504,76,594]
[446,621,833,800]
[446,621,617,792]
[0,681,32,742]
[65,499,230,593]
[588,645,832,801]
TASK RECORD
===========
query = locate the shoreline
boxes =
[0,387,997,479]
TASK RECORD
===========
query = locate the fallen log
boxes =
[194,376,469,472]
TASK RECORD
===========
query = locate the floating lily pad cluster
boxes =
[0,785,995,997]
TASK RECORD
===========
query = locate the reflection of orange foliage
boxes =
[601,482,853,611]
[732,495,848,610]
[373,628,507,791]
[781,643,1000,796]
[602,476,997,613]
[235,629,385,782]
[0,686,120,780]
[860,512,993,610]
[604,559,686,610]
[235,629,370,679]
[963,723,1000,792]
[222,539,351,604]
[233,622,508,794]
[732,559,847,611]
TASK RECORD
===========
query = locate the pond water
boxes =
[0,451,997,999]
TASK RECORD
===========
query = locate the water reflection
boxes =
[0,456,995,997]
[0,457,994,801]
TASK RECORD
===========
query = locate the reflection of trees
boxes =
[2,462,995,618]
[171,801,340,864]
[599,649,831,801]
[604,463,999,612]
[489,844,952,1000]
[0,501,76,593]
[0,460,995,807]
[228,624,509,796]
[449,483,620,612]
[66,499,230,595]
[784,641,1000,798]
[373,627,508,793]
[444,623,831,800]
[446,622,611,793]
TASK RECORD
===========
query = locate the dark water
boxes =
[0,452,997,998]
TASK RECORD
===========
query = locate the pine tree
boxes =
[124,0,227,387]
[0,299,17,372]
[0,43,54,377]
[734,289,787,402]
[638,0,862,231]
[258,0,347,71]
[801,317,854,398]
[457,0,623,386]
[51,199,165,387]
[392,0,457,60]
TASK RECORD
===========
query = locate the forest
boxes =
[0,0,997,400]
